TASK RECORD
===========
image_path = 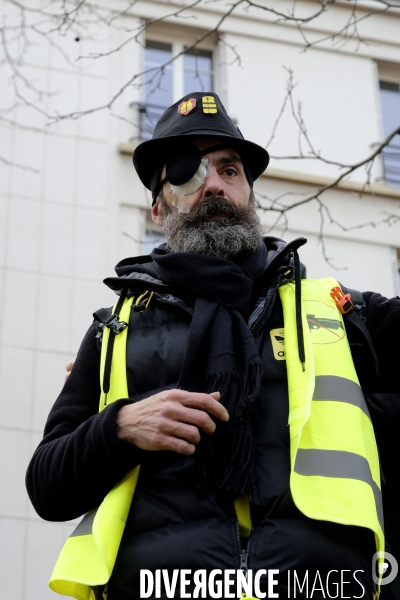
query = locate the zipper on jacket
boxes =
[154,293,194,316]
[233,493,253,596]
[156,285,279,331]
[248,282,279,333]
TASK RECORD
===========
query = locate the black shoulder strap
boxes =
[94,290,128,406]
[93,305,129,335]
[339,283,380,378]
[340,288,400,598]
[339,285,366,319]
[344,310,380,378]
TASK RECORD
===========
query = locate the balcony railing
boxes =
[129,101,168,142]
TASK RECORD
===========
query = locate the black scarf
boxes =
[149,244,268,497]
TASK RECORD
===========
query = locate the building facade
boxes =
[0,1,400,597]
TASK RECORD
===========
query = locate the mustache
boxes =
[175,197,251,224]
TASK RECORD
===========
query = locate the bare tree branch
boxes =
[278,124,400,214]
[2,0,400,269]
[1,23,47,99]
[76,0,204,61]
[0,153,40,171]
[41,0,245,123]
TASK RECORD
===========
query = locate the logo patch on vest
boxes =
[305,300,345,344]
[270,328,286,360]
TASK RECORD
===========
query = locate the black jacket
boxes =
[26,239,400,599]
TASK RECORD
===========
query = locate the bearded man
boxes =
[26,93,400,600]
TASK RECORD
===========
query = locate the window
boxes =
[183,47,214,96]
[379,80,400,187]
[142,212,166,254]
[141,41,173,139]
[133,39,214,140]
[397,248,400,294]
[142,228,166,254]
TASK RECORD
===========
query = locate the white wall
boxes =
[224,34,383,181]
[253,173,400,297]
[0,1,400,598]
[0,10,143,598]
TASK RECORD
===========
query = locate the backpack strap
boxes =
[94,291,155,407]
[340,285,366,320]
[337,284,380,378]
[93,307,129,335]
[95,289,129,407]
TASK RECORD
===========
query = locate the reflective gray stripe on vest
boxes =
[295,449,384,531]
[313,375,371,420]
[70,510,96,537]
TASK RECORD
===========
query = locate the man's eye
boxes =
[224,167,238,177]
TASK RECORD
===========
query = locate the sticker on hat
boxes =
[202,96,217,114]
[177,98,197,115]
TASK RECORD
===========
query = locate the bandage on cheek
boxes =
[170,158,209,213]
[171,195,191,214]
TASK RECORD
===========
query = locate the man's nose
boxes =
[202,169,225,198]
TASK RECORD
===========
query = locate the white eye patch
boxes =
[170,158,209,197]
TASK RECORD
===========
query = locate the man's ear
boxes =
[151,201,164,226]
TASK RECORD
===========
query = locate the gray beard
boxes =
[160,195,264,259]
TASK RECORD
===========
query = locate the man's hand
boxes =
[65,358,75,382]
[116,389,228,456]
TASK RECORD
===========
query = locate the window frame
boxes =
[377,61,400,188]
[142,33,217,113]
[142,210,166,255]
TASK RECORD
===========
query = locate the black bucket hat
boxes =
[133,92,270,194]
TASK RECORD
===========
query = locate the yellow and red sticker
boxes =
[177,98,197,115]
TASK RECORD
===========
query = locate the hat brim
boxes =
[133,132,270,190]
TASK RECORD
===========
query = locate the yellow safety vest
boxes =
[49,278,384,599]
[49,295,138,600]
